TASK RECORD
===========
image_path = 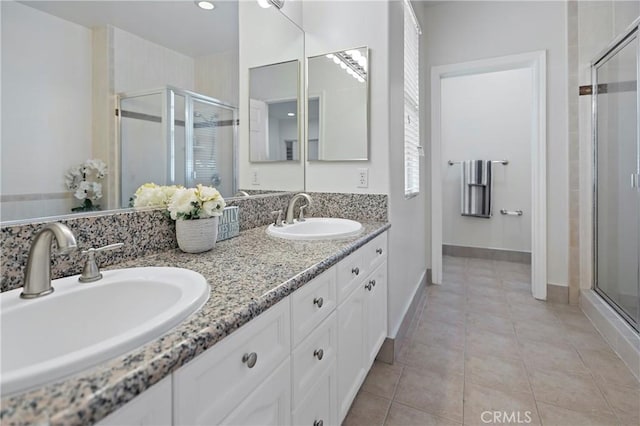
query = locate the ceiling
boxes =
[20,0,238,57]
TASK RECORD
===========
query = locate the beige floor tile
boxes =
[528,367,611,413]
[467,299,511,319]
[509,303,561,323]
[554,310,599,334]
[396,340,464,374]
[466,311,515,336]
[343,390,391,426]
[579,348,640,390]
[384,402,462,426]
[567,328,616,352]
[500,269,531,283]
[361,361,404,400]
[520,339,588,375]
[466,284,505,299]
[466,327,521,360]
[421,304,466,327]
[413,319,466,349]
[537,401,617,426]
[394,366,464,422]
[465,352,530,393]
[502,279,531,294]
[436,281,467,295]
[463,381,540,426]
[513,320,572,346]
[428,290,467,310]
[598,383,640,426]
[466,275,501,288]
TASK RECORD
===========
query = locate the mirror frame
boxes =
[248,59,302,163]
[306,46,370,162]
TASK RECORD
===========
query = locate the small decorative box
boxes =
[217,206,239,242]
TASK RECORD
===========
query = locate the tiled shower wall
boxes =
[0,192,387,292]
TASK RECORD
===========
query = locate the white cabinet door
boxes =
[292,362,338,426]
[173,298,290,425]
[221,359,292,426]
[336,285,366,423]
[96,376,172,426]
[291,266,337,347]
[365,261,388,368]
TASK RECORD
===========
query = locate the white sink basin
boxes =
[266,218,363,240]
[1,267,209,396]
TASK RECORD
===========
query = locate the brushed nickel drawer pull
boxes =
[314,420,324,426]
[376,248,383,254]
[313,297,324,308]
[313,348,324,360]
[370,279,376,287]
[365,283,372,291]
[242,352,257,368]
[352,267,360,275]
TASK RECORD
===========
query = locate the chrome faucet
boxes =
[21,223,78,299]
[285,193,312,224]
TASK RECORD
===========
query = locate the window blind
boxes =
[404,0,421,198]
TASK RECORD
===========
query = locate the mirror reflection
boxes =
[249,61,300,162]
[0,0,305,223]
[307,47,369,161]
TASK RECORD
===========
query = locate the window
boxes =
[404,0,421,198]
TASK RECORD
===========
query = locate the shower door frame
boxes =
[591,20,640,331]
[117,86,239,203]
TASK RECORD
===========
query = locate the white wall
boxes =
[385,0,428,337]
[422,1,569,287]
[441,69,532,252]
[238,0,305,191]
[113,27,195,93]
[195,50,239,105]
[1,1,92,219]
[303,0,390,194]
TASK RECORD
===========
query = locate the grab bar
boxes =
[448,160,509,166]
[500,209,523,216]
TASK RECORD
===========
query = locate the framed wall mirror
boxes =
[248,60,300,162]
[307,47,369,161]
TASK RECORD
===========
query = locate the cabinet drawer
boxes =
[291,267,337,347]
[292,363,338,426]
[364,232,388,271]
[292,312,337,407]
[336,249,365,304]
[173,298,291,426]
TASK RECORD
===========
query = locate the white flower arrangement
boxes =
[65,159,107,212]
[132,183,226,220]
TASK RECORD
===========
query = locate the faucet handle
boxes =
[271,210,284,227]
[79,243,124,283]
[298,205,308,222]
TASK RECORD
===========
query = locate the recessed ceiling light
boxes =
[287,112,295,117]
[195,1,215,10]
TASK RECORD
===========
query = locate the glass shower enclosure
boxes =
[118,86,238,207]
[593,22,640,331]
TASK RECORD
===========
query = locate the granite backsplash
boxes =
[1,192,387,292]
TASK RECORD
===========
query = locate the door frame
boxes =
[430,51,547,300]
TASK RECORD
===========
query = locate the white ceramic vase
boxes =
[175,216,219,253]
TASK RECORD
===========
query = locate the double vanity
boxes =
[0,215,390,426]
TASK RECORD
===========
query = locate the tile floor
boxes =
[343,256,640,426]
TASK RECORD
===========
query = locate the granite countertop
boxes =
[0,222,390,426]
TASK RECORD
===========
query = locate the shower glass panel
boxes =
[594,28,640,330]
[119,87,238,207]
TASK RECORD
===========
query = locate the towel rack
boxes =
[500,209,523,216]
[448,159,509,166]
